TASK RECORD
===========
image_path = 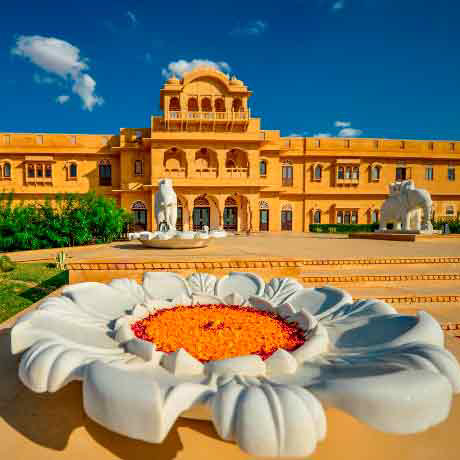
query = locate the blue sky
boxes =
[1,0,459,140]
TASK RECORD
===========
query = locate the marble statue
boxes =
[154,178,177,232]
[379,180,433,233]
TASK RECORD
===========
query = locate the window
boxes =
[134,160,143,176]
[314,165,322,181]
[352,166,359,180]
[99,160,112,186]
[28,165,35,178]
[371,209,379,224]
[373,140,379,150]
[344,140,350,148]
[428,142,434,151]
[282,162,293,186]
[344,210,351,224]
[169,97,180,112]
[36,165,43,177]
[337,166,344,179]
[345,167,351,179]
[259,160,267,177]
[371,165,381,181]
[3,163,11,178]
[313,210,321,224]
[135,131,142,141]
[425,167,434,181]
[232,98,242,112]
[3,135,10,145]
[201,97,212,112]
[337,211,343,224]
[70,163,77,178]
[69,135,76,145]
[448,167,456,181]
[446,206,455,216]
[396,167,406,181]
[45,165,52,178]
[188,97,199,112]
[351,210,358,224]
[400,141,405,149]
[449,143,455,152]
[215,98,225,112]
[36,135,43,145]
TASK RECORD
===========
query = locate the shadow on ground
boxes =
[19,271,69,304]
[0,328,222,460]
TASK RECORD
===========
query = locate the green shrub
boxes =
[309,224,379,233]
[0,192,133,252]
[0,255,16,272]
[432,217,460,233]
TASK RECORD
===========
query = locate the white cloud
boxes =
[338,128,363,137]
[161,59,231,78]
[332,1,345,11]
[127,11,137,26]
[335,120,351,127]
[56,94,70,104]
[231,20,268,36]
[11,35,103,111]
[313,133,332,138]
[72,74,104,111]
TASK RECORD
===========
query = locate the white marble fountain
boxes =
[11,271,460,457]
[128,178,227,248]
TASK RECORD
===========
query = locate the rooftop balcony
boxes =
[164,110,250,122]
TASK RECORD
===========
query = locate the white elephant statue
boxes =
[154,178,177,232]
[379,180,433,233]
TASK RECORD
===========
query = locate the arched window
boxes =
[259,160,267,177]
[372,165,381,181]
[371,209,379,223]
[225,196,237,206]
[131,201,147,230]
[69,163,77,178]
[188,97,198,112]
[314,164,322,180]
[225,159,236,169]
[169,96,180,111]
[134,160,143,176]
[201,97,212,112]
[345,167,352,179]
[259,200,269,209]
[337,166,344,179]
[337,210,343,224]
[232,98,242,112]
[28,164,35,178]
[195,148,210,170]
[194,196,210,207]
[99,159,112,186]
[3,162,11,178]
[313,210,321,224]
[281,204,292,231]
[215,98,225,112]
[352,166,359,180]
[282,161,293,186]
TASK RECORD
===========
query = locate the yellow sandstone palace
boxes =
[0,67,459,232]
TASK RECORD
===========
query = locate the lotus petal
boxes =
[143,272,191,301]
[215,272,264,299]
[263,277,303,305]
[187,273,217,295]
[210,382,326,457]
[206,355,266,377]
[161,349,204,376]
[265,349,298,375]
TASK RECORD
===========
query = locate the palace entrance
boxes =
[281,204,292,231]
[223,197,238,231]
[131,201,147,231]
[259,201,269,231]
[193,196,210,230]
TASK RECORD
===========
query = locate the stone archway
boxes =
[223,196,238,231]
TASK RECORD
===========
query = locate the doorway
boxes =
[193,207,210,230]
[281,210,292,231]
[259,209,269,231]
[176,207,183,231]
[223,206,238,231]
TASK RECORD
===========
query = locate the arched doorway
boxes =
[259,201,269,231]
[131,200,147,231]
[176,198,183,231]
[223,196,238,231]
[281,204,293,231]
[193,196,210,230]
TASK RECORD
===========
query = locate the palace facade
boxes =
[1,67,459,232]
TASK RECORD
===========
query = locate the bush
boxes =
[0,255,16,272]
[432,217,460,233]
[309,224,379,233]
[0,192,133,252]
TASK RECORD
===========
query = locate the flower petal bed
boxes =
[131,304,306,362]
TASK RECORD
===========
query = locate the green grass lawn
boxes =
[0,262,68,323]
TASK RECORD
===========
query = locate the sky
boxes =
[1,0,459,140]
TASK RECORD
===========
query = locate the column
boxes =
[217,149,227,178]
[184,149,195,178]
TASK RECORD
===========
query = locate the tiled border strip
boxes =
[302,274,460,283]
[364,295,460,304]
[67,256,460,271]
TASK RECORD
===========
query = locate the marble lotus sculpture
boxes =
[379,180,433,233]
[11,272,460,457]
